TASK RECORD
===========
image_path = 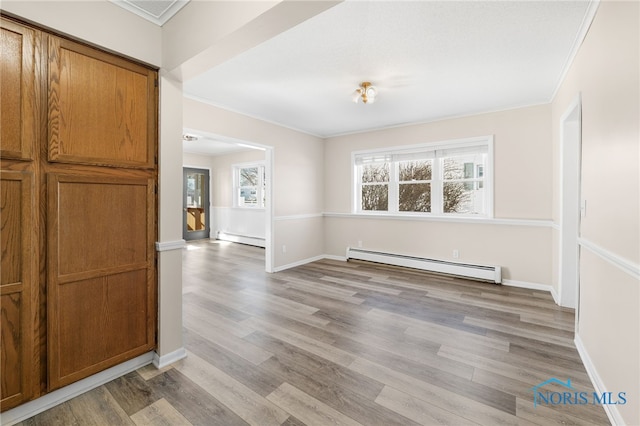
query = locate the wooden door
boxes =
[1,19,38,160]
[48,36,156,169]
[46,35,158,390]
[47,174,156,389]
[0,172,37,410]
[0,17,40,411]
[0,16,158,408]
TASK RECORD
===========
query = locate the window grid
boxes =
[354,138,492,217]
[234,163,265,208]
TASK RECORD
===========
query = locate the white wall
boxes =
[551,2,639,424]
[183,98,325,269]
[324,104,553,286]
[157,71,185,358]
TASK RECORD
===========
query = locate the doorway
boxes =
[183,167,210,241]
[559,94,582,311]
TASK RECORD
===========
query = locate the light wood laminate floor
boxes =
[20,240,609,425]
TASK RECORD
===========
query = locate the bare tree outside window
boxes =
[361,163,389,210]
[443,158,472,213]
[237,165,265,207]
[355,141,489,216]
[240,167,258,186]
[399,160,432,212]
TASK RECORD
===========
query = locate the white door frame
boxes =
[559,94,582,312]
[184,130,274,273]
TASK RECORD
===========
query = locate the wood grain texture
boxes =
[1,171,35,410]
[47,174,156,389]
[375,385,480,425]
[2,17,157,413]
[48,36,156,169]
[130,398,192,426]
[267,382,363,426]
[21,241,610,425]
[0,19,37,161]
[174,350,289,426]
[148,367,251,426]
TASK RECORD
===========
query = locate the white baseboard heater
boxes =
[216,231,266,248]
[346,248,502,284]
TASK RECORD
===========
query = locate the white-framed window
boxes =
[234,162,265,208]
[353,136,493,217]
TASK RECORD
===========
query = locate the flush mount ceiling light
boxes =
[352,82,377,104]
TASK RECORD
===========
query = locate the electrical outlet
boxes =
[453,249,459,259]
[357,240,363,248]
[282,245,287,254]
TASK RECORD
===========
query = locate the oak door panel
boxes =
[48,36,156,169]
[47,174,155,390]
[56,176,148,277]
[0,171,35,410]
[0,19,37,161]
[57,270,148,380]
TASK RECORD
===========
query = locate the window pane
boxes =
[362,185,388,211]
[240,187,257,205]
[399,160,432,181]
[399,183,431,212]
[361,163,389,183]
[443,182,485,214]
[443,154,485,180]
[442,154,486,213]
[240,167,258,186]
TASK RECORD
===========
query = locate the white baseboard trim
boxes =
[574,334,622,426]
[152,347,187,369]
[273,254,347,272]
[501,279,551,292]
[0,352,154,426]
[549,285,559,305]
[323,254,347,262]
[502,280,560,305]
[273,255,327,272]
[501,279,559,303]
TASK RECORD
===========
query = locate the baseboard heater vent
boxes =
[346,248,501,284]
[217,231,265,248]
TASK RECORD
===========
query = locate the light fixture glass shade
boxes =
[352,89,362,103]
[366,86,377,98]
[354,82,377,104]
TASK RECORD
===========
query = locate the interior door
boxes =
[183,168,210,241]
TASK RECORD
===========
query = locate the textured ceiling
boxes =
[183,1,595,139]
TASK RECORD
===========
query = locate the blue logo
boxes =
[531,378,627,407]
